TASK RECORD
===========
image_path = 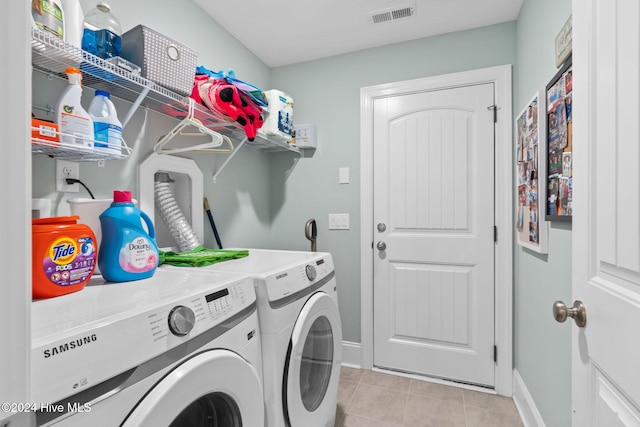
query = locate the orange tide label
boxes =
[48,237,78,265]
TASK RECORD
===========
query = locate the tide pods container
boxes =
[32,216,97,299]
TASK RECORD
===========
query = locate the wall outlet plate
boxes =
[294,124,316,149]
[56,159,79,192]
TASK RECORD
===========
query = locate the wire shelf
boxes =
[31,126,132,162]
[30,27,300,159]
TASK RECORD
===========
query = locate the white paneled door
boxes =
[373,83,496,386]
[572,0,640,424]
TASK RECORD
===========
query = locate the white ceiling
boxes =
[193,0,524,68]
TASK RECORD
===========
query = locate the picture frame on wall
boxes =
[515,91,548,253]
[545,56,573,222]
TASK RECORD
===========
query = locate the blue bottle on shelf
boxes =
[98,190,159,282]
[81,2,122,59]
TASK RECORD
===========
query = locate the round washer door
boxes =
[284,291,342,427]
[122,349,264,427]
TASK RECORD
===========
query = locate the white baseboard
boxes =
[341,341,362,368]
[513,369,546,427]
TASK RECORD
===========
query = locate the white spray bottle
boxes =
[56,67,94,148]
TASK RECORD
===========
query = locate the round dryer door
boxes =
[284,291,342,427]
[122,349,264,427]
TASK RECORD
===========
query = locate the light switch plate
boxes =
[329,213,350,230]
[339,167,349,184]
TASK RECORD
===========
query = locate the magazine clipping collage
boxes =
[516,93,544,250]
[546,61,573,219]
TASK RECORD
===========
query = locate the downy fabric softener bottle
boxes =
[98,190,159,282]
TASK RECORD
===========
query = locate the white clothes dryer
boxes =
[168,249,342,427]
[31,268,264,427]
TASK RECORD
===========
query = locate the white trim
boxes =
[374,366,499,395]
[571,1,592,426]
[359,65,513,396]
[341,341,362,368]
[513,370,546,427]
[0,2,32,424]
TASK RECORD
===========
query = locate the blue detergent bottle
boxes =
[98,190,159,282]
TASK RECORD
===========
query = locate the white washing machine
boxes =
[166,249,342,427]
[31,268,264,427]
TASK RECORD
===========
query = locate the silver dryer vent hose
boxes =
[154,172,201,252]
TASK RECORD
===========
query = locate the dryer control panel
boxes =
[263,253,335,303]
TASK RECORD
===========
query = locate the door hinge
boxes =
[494,345,498,363]
[494,226,498,242]
[488,105,498,122]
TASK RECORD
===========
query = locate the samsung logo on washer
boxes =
[43,334,98,358]
[275,272,288,280]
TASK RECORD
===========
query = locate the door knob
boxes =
[377,223,386,232]
[553,300,587,327]
[376,241,386,251]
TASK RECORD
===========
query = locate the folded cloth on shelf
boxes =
[191,75,265,141]
[195,66,268,107]
[158,246,249,267]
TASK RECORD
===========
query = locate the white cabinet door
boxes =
[572,0,640,424]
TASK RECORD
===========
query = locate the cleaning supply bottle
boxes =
[55,67,94,147]
[61,0,84,49]
[88,90,123,152]
[98,190,159,282]
[32,0,65,41]
[82,2,122,59]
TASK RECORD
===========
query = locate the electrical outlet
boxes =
[294,124,316,149]
[56,159,80,192]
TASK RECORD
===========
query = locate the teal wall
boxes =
[514,0,572,426]
[31,2,574,425]
[269,22,517,345]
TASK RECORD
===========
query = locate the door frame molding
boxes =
[359,65,513,396]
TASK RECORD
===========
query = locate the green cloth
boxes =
[159,246,249,267]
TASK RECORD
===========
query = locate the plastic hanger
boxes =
[154,98,234,154]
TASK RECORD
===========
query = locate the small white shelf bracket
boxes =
[212,136,248,183]
[121,85,151,127]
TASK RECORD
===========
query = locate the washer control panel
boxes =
[30,271,256,405]
[168,305,196,336]
[148,279,250,343]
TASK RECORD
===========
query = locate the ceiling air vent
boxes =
[368,4,416,24]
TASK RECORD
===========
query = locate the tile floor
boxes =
[335,367,524,427]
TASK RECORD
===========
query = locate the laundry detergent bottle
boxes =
[98,190,159,282]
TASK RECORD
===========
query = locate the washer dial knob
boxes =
[168,305,196,336]
[306,264,317,281]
